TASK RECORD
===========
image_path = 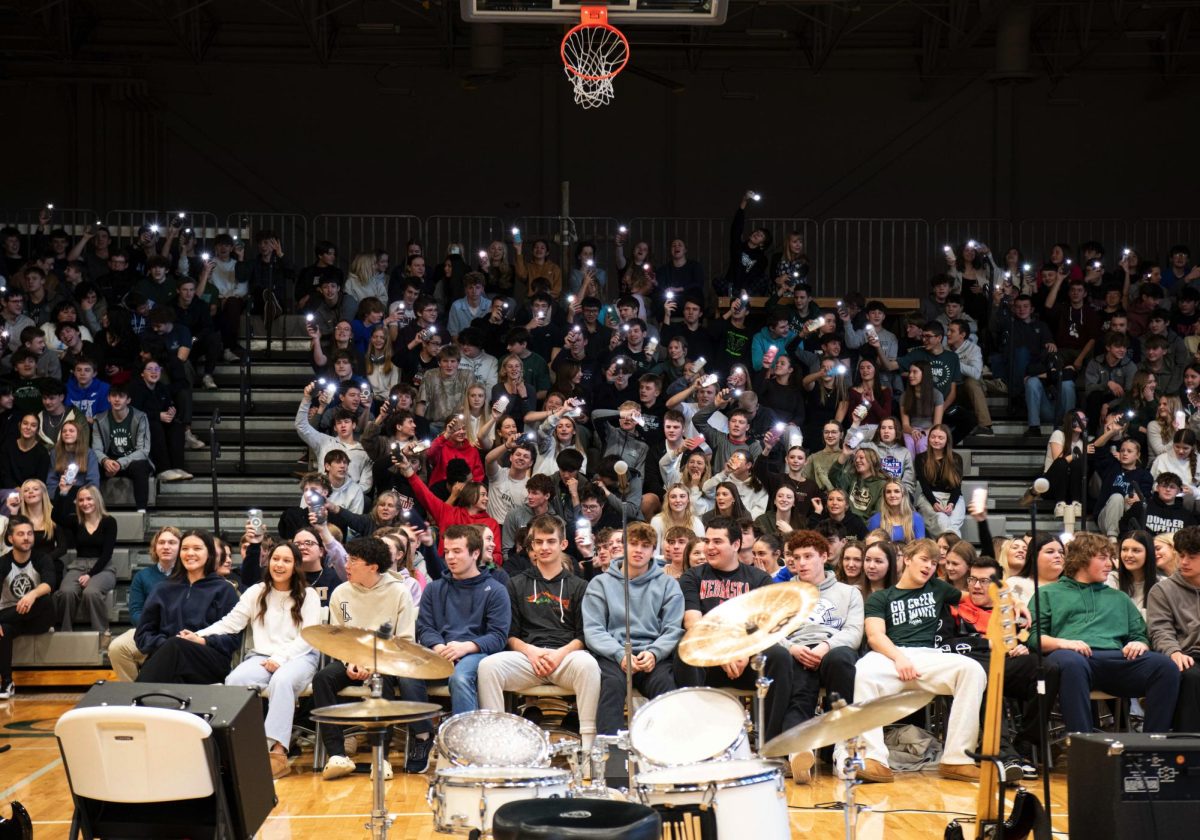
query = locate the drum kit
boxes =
[303,581,938,840]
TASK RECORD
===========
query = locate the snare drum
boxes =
[429,765,571,835]
[634,759,789,840]
[434,710,550,768]
[630,687,750,768]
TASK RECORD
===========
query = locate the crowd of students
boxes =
[4,200,1200,786]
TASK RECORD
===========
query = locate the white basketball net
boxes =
[562,26,628,109]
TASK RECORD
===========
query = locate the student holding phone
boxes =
[1091,413,1154,537]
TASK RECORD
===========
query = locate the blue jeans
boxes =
[1025,376,1075,428]
[1046,648,1180,734]
[990,345,1031,394]
[448,653,487,715]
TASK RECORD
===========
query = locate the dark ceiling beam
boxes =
[294,0,338,66]
[811,2,857,73]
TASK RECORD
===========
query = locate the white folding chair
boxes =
[55,706,235,839]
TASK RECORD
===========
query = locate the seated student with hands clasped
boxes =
[1030,531,1179,734]
[477,514,600,751]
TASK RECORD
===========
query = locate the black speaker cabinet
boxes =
[1068,732,1200,839]
[73,681,277,838]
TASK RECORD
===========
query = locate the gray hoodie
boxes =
[784,571,864,651]
[1147,570,1200,657]
[865,440,916,497]
[583,559,684,665]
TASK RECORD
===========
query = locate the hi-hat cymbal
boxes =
[302,625,454,680]
[760,690,935,757]
[310,699,443,726]
[677,580,819,667]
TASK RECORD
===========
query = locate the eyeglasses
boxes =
[294,539,319,548]
[967,576,997,588]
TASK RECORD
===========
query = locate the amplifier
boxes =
[1068,732,1200,838]
[73,681,277,838]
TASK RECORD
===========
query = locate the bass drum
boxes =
[635,759,789,840]
[429,765,571,835]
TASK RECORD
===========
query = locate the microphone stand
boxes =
[1075,416,1088,531]
[209,409,221,534]
[1028,493,1053,828]
[617,466,635,792]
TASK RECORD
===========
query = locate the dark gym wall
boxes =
[4,61,1194,222]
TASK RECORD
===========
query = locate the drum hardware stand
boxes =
[751,653,771,753]
[836,736,869,840]
[366,623,395,840]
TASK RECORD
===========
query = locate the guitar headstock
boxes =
[986,581,1022,653]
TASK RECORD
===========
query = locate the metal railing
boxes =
[7,206,1200,300]
[104,209,222,250]
[310,214,422,267]
[820,218,930,298]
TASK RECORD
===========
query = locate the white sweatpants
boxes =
[848,648,986,767]
[477,650,601,750]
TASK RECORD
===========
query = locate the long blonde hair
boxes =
[75,484,109,522]
[659,483,698,529]
[679,451,711,491]
[461,384,488,446]
[19,479,54,538]
[349,253,378,288]
[364,324,394,375]
[878,480,916,542]
[53,419,90,475]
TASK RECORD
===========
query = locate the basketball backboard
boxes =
[461,0,727,26]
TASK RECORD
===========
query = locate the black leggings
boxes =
[1043,456,1085,504]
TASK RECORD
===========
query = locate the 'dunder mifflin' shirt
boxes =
[864,578,961,649]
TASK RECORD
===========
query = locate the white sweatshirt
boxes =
[198,583,321,663]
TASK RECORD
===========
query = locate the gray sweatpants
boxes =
[477,649,601,750]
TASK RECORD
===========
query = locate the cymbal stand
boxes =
[838,736,868,840]
[751,653,771,753]
[367,625,393,840]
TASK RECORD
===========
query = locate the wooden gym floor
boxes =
[0,692,1071,839]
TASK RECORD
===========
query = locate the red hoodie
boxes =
[409,474,503,566]
[426,434,485,486]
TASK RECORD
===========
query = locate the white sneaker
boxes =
[0,681,14,700]
[177,471,194,481]
[184,430,206,450]
[202,374,218,390]
[343,734,360,755]
[370,760,393,781]
[322,755,356,780]
[157,469,184,482]
[223,349,240,363]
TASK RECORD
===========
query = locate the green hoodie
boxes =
[1028,576,1148,650]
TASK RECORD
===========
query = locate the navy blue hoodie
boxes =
[135,572,241,658]
[416,570,510,655]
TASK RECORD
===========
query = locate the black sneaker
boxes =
[405,735,434,774]
[1001,760,1024,784]
[521,706,544,727]
[1023,426,1042,438]
[1020,759,1039,779]
[973,426,995,436]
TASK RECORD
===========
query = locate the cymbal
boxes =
[677,580,819,667]
[302,625,454,680]
[760,690,935,757]
[310,699,443,726]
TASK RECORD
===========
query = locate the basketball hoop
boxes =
[561,6,629,109]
